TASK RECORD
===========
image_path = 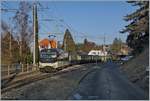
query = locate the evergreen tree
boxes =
[111,38,122,54]
[120,1,149,54]
[76,43,84,51]
[62,29,76,53]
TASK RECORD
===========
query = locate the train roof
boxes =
[40,48,65,53]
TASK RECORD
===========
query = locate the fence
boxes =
[1,64,38,78]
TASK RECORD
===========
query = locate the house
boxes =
[120,44,133,55]
[39,38,57,50]
[88,50,107,56]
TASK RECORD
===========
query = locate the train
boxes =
[39,48,109,72]
[39,48,69,72]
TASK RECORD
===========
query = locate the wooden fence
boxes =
[1,64,38,78]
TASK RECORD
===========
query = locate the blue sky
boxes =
[1,1,137,45]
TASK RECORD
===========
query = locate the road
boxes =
[1,62,147,100]
[69,62,147,100]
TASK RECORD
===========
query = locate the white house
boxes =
[88,50,107,56]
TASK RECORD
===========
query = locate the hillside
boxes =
[121,47,149,93]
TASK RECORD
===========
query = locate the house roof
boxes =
[39,38,57,48]
[39,38,50,47]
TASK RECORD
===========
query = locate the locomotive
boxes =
[39,48,69,72]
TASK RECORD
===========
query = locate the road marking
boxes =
[73,93,82,100]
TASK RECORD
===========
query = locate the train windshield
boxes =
[40,49,57,63]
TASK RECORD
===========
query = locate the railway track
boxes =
[1,64,87,93]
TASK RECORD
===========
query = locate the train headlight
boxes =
[51,55,57,58]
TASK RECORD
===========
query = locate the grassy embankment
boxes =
[121,47,149,94]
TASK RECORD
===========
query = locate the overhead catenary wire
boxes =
[2,1,111,45]
[33,2,87,43]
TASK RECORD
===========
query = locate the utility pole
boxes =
[9,29,12,62]
[33,4,36,65]
[33,4,39,65]
[64,37,67,52]
[119,33,122,55]
[103,33,106,62]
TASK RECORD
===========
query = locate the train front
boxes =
[39,49,58,68]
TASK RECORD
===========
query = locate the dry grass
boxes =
[120,47,149,92]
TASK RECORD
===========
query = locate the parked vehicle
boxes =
[121,55,133,61]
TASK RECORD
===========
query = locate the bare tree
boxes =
[13,1,33,64]
[1,20,19,64]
